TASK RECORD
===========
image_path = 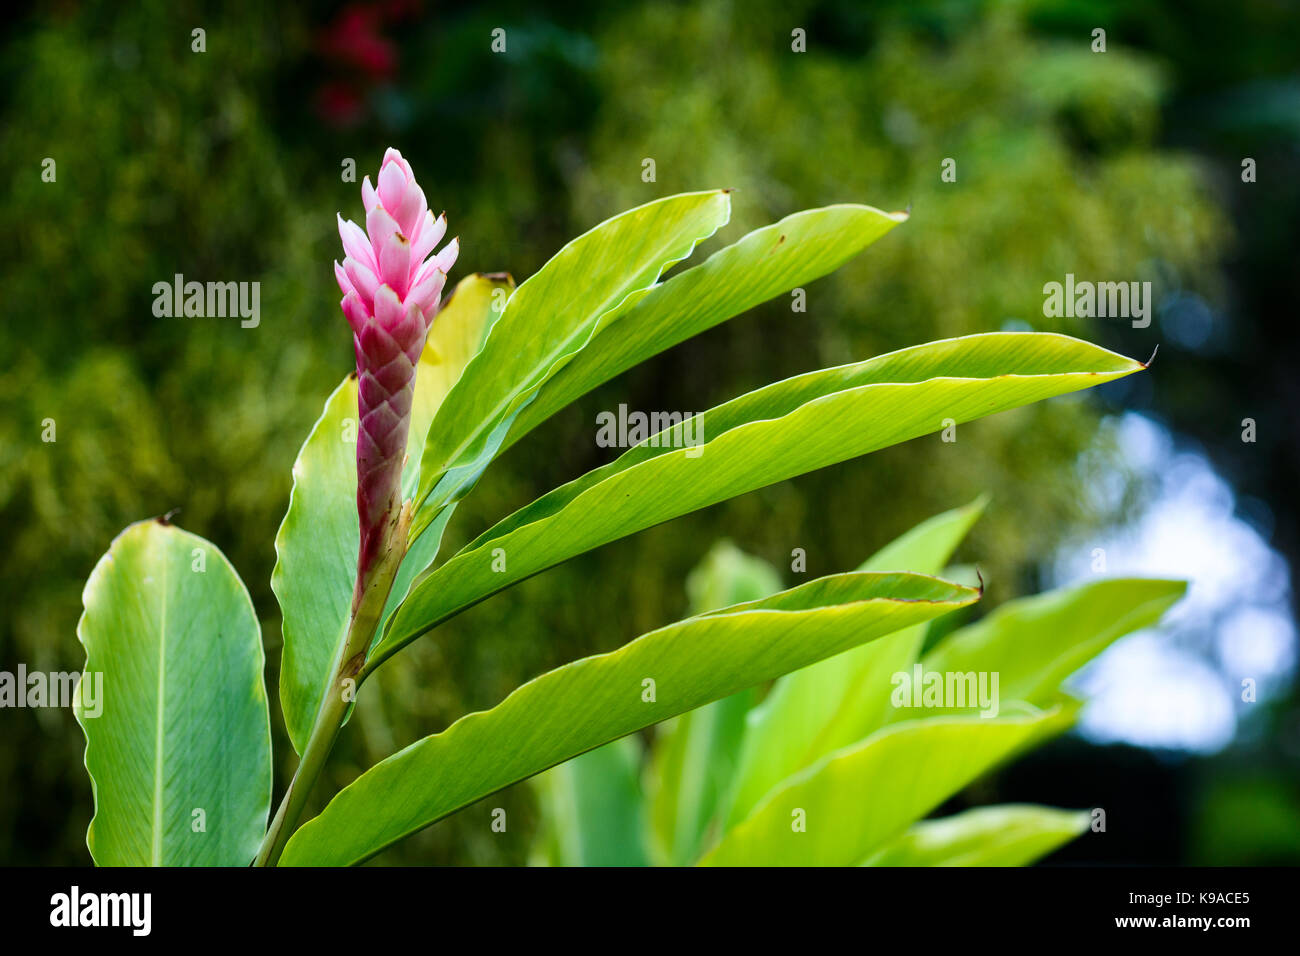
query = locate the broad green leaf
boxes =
[531,736,650,867]
[373,332,1141,672]
[722,498,986,828]
[647,542,782,865]
[699,702,1076,866]
[891,577,1188,721]
[862,804,1089,867]
[410,191,732,537]
[281,572,979,865]
[75,519,271,866]
[275,275,507,753]
[503,204,907,449]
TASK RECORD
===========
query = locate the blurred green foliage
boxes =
[0,0,1258,865]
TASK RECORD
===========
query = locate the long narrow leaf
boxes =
[646,542,782,865]
[410,191,731,536]
[530,736,650,867]
[503,204,907,449]
[862,804,1089,866]
[722,498,986,827]
[373,333,1143,671]
[699,702,1076,866]
[281,571,979,865]
[891,577,1188,721]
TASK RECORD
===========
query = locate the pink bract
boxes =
[334,148,458,576]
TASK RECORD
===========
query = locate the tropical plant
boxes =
[531,505,1185,866]
[74,149,1166,866]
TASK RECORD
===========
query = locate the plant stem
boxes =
[253,504,410,867]
[253,666,351,866]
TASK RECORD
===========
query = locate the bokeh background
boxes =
[2,0,1297,864]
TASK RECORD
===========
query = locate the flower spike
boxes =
[334,148,459,585]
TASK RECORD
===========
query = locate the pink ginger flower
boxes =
[335,148,458,578]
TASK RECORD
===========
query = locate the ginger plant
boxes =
[74,149,1171,866]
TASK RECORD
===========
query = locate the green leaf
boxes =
[379,275,517,630]
[410,191,732,536]
[274,275,508,753]
[531,736,650,867]
[699,702,1076,866]
[374,331,1140,672]
[280,571,979,865]
[860,496,990,575]
[75,519,271,866]
[503,203,907,449]
[273,376,357,755]
[647,692,753,867]
[722,498,986,828]
[401,273,517,503]
[895,577,1188,720]
[862,804,1089,867]
[646,542,782,865]
[685,540,785,613]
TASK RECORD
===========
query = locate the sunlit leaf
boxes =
[375,333,1142,672]
[893,577,1188,720]
[645,542,782,865]
[281,572,979,865]
[700,702,1077,866]
[862,804,1089,866]
[504,203,907,448]
[722,498,986,827]
[409,191,732,538]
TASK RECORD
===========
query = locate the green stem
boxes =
[253,666,351,867]
[253,505,409,867]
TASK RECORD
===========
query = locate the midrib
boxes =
[151,554,169,866]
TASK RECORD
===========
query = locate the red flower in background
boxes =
[314,2,421,127]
